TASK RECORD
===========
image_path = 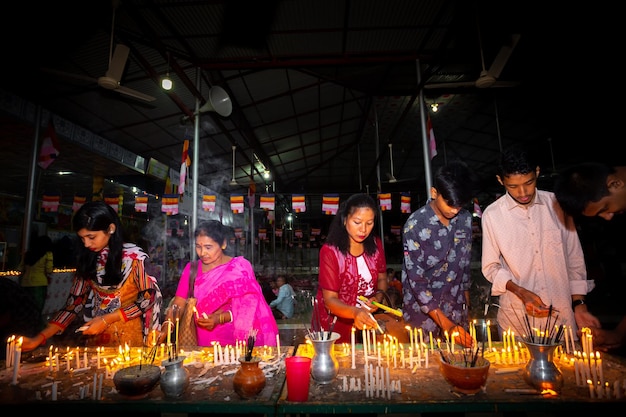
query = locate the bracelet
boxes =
[39,332,47,345]
[101,316,110,327]
[219,313,224,324]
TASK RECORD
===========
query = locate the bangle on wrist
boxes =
[101,316,110,327]
[39,332,47,345]
[219,313,224,324]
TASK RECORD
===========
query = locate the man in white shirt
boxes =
[481,147,600,341]
[270,276,296,319]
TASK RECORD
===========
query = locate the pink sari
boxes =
[176,256,278,347]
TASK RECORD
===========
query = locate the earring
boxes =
[109,230,114,234]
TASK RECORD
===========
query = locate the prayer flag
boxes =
[391,225,402,236]
[73,195,87,212]
[292,194,306,213]
[322,194,340,215]
[135,195,148,212]
[161,194,179,215]
[401,192,411,213]
[38,122,60,169]
[179,138,191,195]
[378,192,392,211]
[203,194,216,212]
[258,228,267,240]
[105,195,119,213]
[42,193,60,212]
[260,194,275,211]
[231,194,244,213]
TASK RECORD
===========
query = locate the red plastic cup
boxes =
[285,356,312,401]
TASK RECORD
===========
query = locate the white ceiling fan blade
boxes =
[105,43,129,82]
[486,34,521,79]
[114,85,156,102]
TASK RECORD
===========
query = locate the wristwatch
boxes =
[571,299,586,310]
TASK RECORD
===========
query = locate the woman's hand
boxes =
[20,334,45,352]
[197,312,219,331]
[81,315,110,336]
[352,307,379,331]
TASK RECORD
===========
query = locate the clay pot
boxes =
[113,364,161,399]
[233,356,266,399]
[439,357,490,395]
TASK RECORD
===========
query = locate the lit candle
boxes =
[486,320,492,350]
[363,325,368,364]
[418,328,424,349]
[11,337,22,385]
[596,351,604,386]
[351,327,356,369]
[588,379,595,398]
[166,320,172,346]
[407,326,414,352]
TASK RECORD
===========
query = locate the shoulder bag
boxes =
[176,260,198,347]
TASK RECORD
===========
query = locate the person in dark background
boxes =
[554,162,626,353]
[0,278,44,357]
[18,235,54,318]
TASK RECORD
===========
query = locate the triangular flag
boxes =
[427,113,437,160]
[179,138,191,195]
[38,122,60,169]
[248,178,256,208]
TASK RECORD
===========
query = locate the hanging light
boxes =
[430,102,439,112]
[161,52,173,90]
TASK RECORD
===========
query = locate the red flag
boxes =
[179,139,191,195]
[427,114,437,160]
[38,122,60,169]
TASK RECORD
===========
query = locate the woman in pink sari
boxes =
[170,220,278,347]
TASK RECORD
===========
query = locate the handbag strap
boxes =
[188,261,197,298]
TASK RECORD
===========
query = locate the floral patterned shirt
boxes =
[402,201,473,341]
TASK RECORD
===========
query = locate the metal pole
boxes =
[416,59,433,194]
[373,106,384,239]
[191,67,201,260]
[23,105,43,255]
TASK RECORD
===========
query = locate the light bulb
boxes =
[161,74,173,90]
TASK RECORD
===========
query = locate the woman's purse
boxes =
[175,261,198,347]
[374,290,409,343]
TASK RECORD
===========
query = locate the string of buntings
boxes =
[378,192,392,211]
[391,225,402,236]
[73,195,87,212]
[275,228,283,238]
[42,193,60,212]
[104,195,120,213]
[231,194,244,213]
[258,228,267,240]
[179,137,191,195]
[311,228,321,236]
[322,194,339,215]
[203,194,216,212]
[260,194,275,211]
[161,194,179,215]
[294,229,303,238]
[292,194,306,213]
[401,192,411,213]
[134,195,148,212]
[234,228,243,239]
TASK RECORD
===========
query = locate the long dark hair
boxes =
[73,201,124,285]
[24,235,53,266]
[325,193,380,255]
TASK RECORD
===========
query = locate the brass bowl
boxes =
[439,357,490,395]
[113,364,161,399]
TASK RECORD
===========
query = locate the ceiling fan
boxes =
[229,145,250,188]
[40,0,155,102]
[425,30,521,90]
